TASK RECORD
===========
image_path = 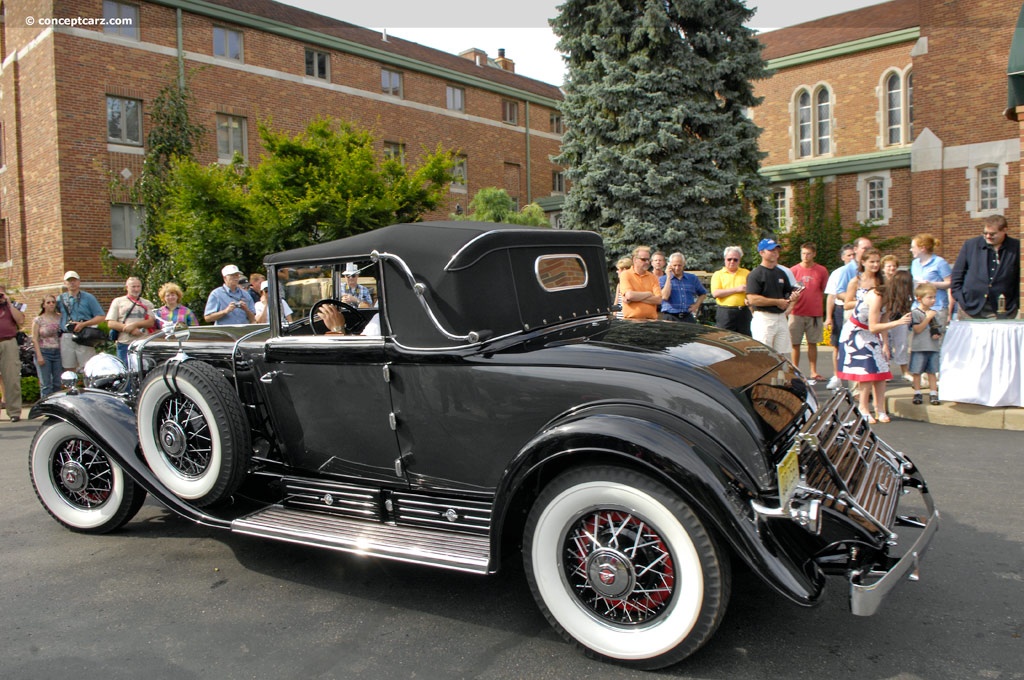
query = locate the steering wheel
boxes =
[309,298,361,335]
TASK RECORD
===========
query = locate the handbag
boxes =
[71,326,106,347]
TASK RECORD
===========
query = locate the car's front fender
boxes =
[494,408,825,608]
[30,390,231,529]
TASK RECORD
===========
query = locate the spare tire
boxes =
[137,360,250,506]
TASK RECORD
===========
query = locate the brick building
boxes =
[754,0,1022,283]
[0,0,565,306]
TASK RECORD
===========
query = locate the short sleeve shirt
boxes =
[658,272,707,314]
[710,267,749,307]
[746,265,792,313]
[911,255,953,311]
[58,290,104,327]
[789,263,829,317]
[619,269,661,319]
[106,295,155,343]
[205,285,254,325]
[910,308,944,352]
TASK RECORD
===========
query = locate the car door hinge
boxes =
[388,412,397,430]
[382,364,391,383]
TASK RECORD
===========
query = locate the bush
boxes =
[21,375,40,404]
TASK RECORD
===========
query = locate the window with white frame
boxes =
[446,86,464,111]
[383,141,405,165]
[794,85,831,158]
[856,171,892,225]
[882,69,913,146]
[103,1,138,40]
[450,156,467,192]
[552,171,565,194]
[502,100,519,125]
[381,69,402,97]
[216,114,247,162]
[772,188,789,231]
[867,178,885,220]
[107,96,142,146]
[305,48,329,80]
[213,26,243,61]
[111,204,144,252]
[978,165,999,212]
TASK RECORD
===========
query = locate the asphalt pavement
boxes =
[1,407,1022,679]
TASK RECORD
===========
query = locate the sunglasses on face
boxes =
[726,258,739,262]
[635,257,650,262]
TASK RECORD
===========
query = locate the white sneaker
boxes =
[826,376,841,390]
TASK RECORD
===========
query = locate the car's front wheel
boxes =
[29,420,146,534]
[137,360,250,506]
[524,466,731,670]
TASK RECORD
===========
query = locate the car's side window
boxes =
[277,261,381,337]
[535,254,588,291]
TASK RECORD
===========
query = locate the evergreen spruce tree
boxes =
[552,0,773,269]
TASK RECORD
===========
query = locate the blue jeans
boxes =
[116,342,130,364]
[36,347,62,398]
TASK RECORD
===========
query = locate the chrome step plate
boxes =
[231,505,492,574]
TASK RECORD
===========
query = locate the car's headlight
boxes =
[83,353,129,392]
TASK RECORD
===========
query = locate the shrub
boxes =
[21,375,40,404]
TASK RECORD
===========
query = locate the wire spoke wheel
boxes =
[154,393,214,479]
[525,466,730,670]
[30,420,146,534]
[564,509,675,625]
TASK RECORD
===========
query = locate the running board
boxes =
[231,505,492,574]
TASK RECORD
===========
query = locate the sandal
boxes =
[876,413,891,423]
[810,374,826,382]
[865,414,877,424]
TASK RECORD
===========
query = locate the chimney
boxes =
[459,48,488,67]
[495,48,515,73]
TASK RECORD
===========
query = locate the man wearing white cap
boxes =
[204,264,256,325]
[57,271,105,373]
[340,262,373,308]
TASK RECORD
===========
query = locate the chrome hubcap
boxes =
[159,420,188,459]
[59,461,88,493]
[586,549,636,599]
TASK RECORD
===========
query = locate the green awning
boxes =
[1006,2,1024,120]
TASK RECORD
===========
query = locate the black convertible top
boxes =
[264,221,611,346]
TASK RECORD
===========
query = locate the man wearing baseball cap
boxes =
[204,264,256,325]
[745,238,800,354]
[58,270,105,373]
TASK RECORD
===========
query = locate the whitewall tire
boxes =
[30,420,145,534]
[524,466,730,670]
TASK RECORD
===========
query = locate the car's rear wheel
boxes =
[29,420,146,533]
[524,466,731,670]
[137,360,250,506]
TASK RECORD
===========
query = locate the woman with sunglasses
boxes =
[32,295,63,398]
[710,246,752,336]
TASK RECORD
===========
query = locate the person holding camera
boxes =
[0,284,26,422]
[204,264,256,325]
[58,271,105,375]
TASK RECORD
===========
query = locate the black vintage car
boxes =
[29,221,937,669]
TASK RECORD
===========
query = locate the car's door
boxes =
[255,333,405,486]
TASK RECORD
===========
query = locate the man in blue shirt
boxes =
[205,264,256,325]
[58,270,106,373]
[833,236,873,300]
[659,252,707,323]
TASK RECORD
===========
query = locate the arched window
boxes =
[794,85,832,158]
[882,69,913,146]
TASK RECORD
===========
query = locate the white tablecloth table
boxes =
[939,320,1024,407]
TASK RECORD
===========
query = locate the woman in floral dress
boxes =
[837,248,912,423]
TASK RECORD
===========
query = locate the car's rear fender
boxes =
[30,391,232,529]
[494,409,825,607]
